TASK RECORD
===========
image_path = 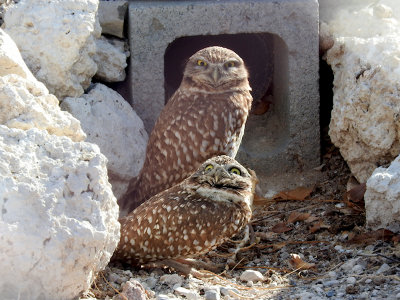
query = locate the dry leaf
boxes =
[253,193,274,206]
[305,215,320,223]
[343,183,366,213]
[287,212,311,223]
[348,229,394,245]
[288,253,316,270]
[271,222,293,233]
[347,183,366,203]
[251,96,272,115]
[309,221,330,233]
[273,186,314,201]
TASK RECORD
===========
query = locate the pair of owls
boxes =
[114,46,256,264]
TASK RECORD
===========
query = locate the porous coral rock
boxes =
[0,28,35,81]
[322,0,400,182]
[0,74,86,142]
[365,155,400,232]
[0,126,120,300]
[61,83,148,199]
[93,35,129,82]
[3,0,101,99]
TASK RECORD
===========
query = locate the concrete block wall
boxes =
[127,0,320,192]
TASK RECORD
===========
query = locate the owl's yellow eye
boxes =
[197,59,207,67]
[229,167,241,175]
[224,61,236,68]
[205,164,214,172]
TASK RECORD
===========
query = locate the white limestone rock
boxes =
[0,28,36,81]
[0,126,120,300]
[98,0,128,38]
[61,83,148,199]
[323,0,400,182]
[3,0,101,99]
[0,74,86,142]
[240,270,265,283]
[365,155,400,232]
[93,35,129,82]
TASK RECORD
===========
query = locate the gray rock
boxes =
[160,274,184,287]
[98,0,128,38]
[204,290,220,300]
[174,287,199,300]
[377,263,391,274]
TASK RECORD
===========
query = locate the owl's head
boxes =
[188,155,256,207]
[182,46,251,92]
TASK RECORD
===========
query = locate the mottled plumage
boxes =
[113,155,256,265]
[119,46,252,215]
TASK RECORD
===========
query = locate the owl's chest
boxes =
[186,92,248,130]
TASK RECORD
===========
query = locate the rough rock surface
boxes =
[3,0,101,99]
[61,83,148,199]
[0,28,35,81]
[0,74,86,142]
[322,0,400,182]
[0,126,120,300]
[93,35,129,82]
[98,0,128,38]
[365,155,400,232]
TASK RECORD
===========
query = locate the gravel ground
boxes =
[82,145,400,300]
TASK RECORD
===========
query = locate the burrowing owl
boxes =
[113,155,256,265]
[119,46,253,215]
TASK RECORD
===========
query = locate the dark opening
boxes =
[164,33,274,105]
[319,58,334,154]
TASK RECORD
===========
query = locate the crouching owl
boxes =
[119,46,253,215]
[113,155,256,265]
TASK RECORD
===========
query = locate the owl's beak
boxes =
[213,167,228,184]
[212,67,221,84]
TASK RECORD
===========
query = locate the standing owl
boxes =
[119,46,253,215]
[113,155,256,265]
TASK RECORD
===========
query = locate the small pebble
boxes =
[240,270,265,282]
[352,264,364,274]
[347,277,356,285]
[365,279,372,284]
[108,273,125,284]
[312,285,324,294]
[220,287,240,297]
[377,263,391,274]
[327,271,337,279]
[174,287,199,300]
[396,292,400,299]
[341,258,358,272]
[145,277,158,289]
[204,290,220,300]
[373,277,386,285]
[326,290,335,297]
[334,245,344,252]
[203,286,220,294]
[323,280,339,287]
[359,292,370,299]
[160,274,183,286]
[156,294,170,300]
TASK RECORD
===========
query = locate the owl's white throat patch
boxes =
[196,186,252,208]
